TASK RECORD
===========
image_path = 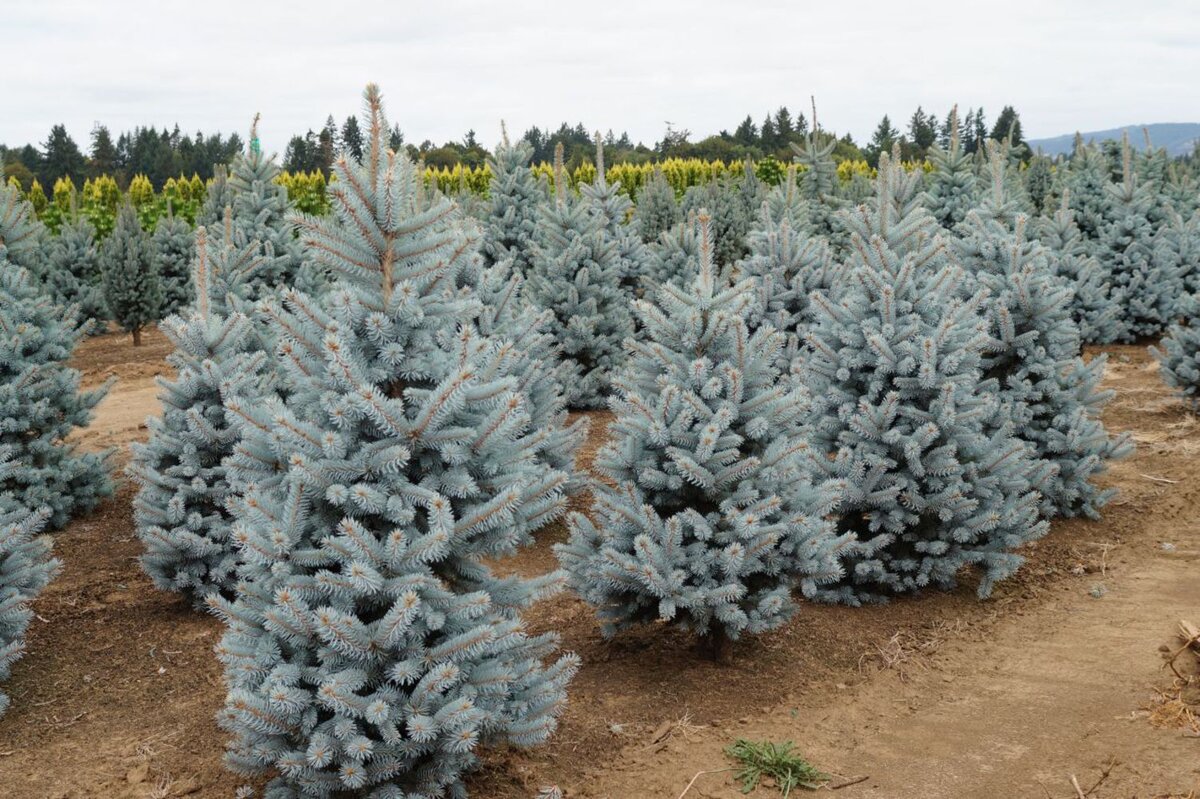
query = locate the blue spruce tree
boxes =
[1099,134,1178,339]
[1152,207,1200,305]
[790,127,844,240]
[527,144,633,409]
[198,164,233,229]
[760,164,808,230]
[643,211,702,291]
[215,115,309,297]
[924,106,978,230]
[150,203,196,316]
[738,203,839,371]
[557,212,848,660]
[481,123,542,276]
[799,158,1048,602]
[44,212,109,332]
[209,86,578,798]
[681,161,763,270]
[955,157,1132,519]
[1152,295,1200,408]
[1,186,112,529]
[1060,140,1114,244]
[130,226,272,604]
[632,166,680,245]
[581,134,650,293]
[102,201,162,346]
[1034,191,1125,344]
[0,449,60,718]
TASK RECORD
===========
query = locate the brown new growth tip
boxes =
[194,226,210,321]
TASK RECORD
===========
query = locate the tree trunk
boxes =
[700,627,731,664]
[132,327,142,347]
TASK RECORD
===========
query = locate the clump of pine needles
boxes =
[724,738,828,796]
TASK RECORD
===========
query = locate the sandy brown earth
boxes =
[0,331,1196,798]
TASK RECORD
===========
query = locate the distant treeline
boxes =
[2,103,1035,192]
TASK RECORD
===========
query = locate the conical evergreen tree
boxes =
[198,164,233,230]
[738,203,839,371]
[643,212,702,291]
[0,450,60,718]
[632,166,680,245]
[1034,192,1125,344]
[924,106,978,230]
[799,161,1048,602]
[955,164,1132,519]
[150,204,195,316]
[680,179,750,270]
[1152,296,1200,408]
[840,148,950,266]
[214,115,308,297]
[1,186,112,530]
[1163,164,1200,219]
[101,202,162,345]
[760,164,809,231]
[1152,207,1200,304]
[44,212,109,331]
[790,128,843,239]
[130,226,272,604]
[581,133,650,292]
[1100,134,1178,339]
[557,213,848,659]
[1060,141,1114,244]
[210,86,578,798]
[481,123,543,275]
[528,144,633,408]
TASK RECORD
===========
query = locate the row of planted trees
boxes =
[3,85,1199,798]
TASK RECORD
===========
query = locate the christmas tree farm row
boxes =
[2,88,1199,797]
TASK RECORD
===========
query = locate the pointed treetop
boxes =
[1121,130,1134,192]
[950,104,960,153]
[194,226,210,321]
[696,209,715,293]
[500,120,510,148]
[986,139,1005,205]
[811,95,819,133]
[249,113,262,156]
[553,142,567,205]
[1143,126,1152,150]
[364,82,386,182]
[593,131,606,188]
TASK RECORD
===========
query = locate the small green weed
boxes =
[724,738,828,796]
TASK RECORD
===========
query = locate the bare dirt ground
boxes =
[0,331,1196,798]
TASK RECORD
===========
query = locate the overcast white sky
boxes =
[5,0,1199,153]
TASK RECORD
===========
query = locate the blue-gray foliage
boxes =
[0,449,60,718]
[482,127,543,276]
[1034,194,1125,345]
[44,214,109,332]
[130,226,272,604]
[799,158,1048,602]
[557,213,850,650]
[955,185,1132,519]
[209,86,579,798]
[528,150,633,409]
[151,208,196,316]
[1153,295,1200,408]
[1,186,112,530]
[101,202,162,344]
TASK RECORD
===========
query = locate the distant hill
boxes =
[1028,123,1200,158]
